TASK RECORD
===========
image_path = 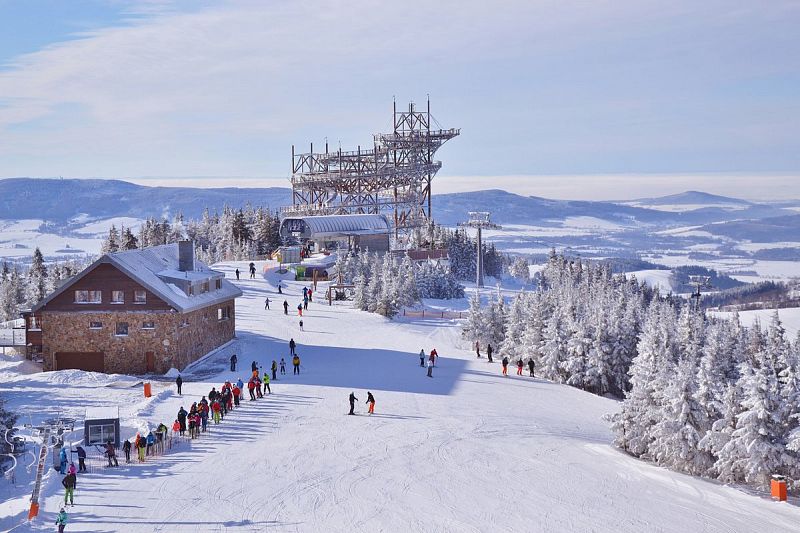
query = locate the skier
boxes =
[232,384,241,406]
[59,447,68,474]
[122,438,132,463]
[106,440,118,466]
[175,374,183,395]
[236,377,244,396]
[280,358,286,375]
[62,471,76,506]
[419,349,426,367]
[502,356,509,376]
[146,431,156,456]
[230,353,237,372]
[283,300,289,314]
[263,371,271,394]
[250,263,256,279]
[487,343,493,363]
[298,303,303,316]
[528,358,535,377]
[75,445,87,473]
[278,283,282,294]
[177,406,188,436]
[289,338,296,356]
[235,268,240,280]
[251,360,258,372]
[255,377,263,398]
[265,297,270,310]
[427,358,433,378]
[299,319,304,331]
[366,391,375,415]
[55,507,68,532]
[293,354,301,375]
[516,359,524,376]
[137,435,147,462]
[270,360,277,380]
[348,392,359,415]
[476,340,481,358]
[212,399,221,424]
[303,296,308,311]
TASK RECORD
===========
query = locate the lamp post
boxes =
[459,212,501,288]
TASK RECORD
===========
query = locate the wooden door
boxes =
[145,351,155,373]
[56,352,104,373]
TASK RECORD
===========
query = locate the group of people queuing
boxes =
[475,341,536,377]
[174,378,246,440]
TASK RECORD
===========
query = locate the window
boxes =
[187,284,194,296]
[180,318,190,328]
[111,290,124,304]
[115,322,129,336]
[87,423,116,445]
[215,279,221,290]
[218,306,231,320]
[201,281,209,294]
[75,290,101,303]
[89,321,102,329]
[142,321,155,330]
[134,290,146,304]
[28,316,41,330]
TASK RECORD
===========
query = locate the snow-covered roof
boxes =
[283,214,389,238]
[32,243,242,314]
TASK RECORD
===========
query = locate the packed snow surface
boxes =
[2,261,800,532]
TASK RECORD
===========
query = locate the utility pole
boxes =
[688,275,712,312]
[459,212,501,288]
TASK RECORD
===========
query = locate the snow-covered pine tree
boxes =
[121,226,138,250]
[102,224,120,254]
[26,247,48,307]
[499,292,528,361]
[463,292,487,347]
[540,303,568,383]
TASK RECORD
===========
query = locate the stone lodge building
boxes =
[23,241,242,374]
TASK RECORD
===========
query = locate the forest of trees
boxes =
[463,251,800,489]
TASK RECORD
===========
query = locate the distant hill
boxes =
[0,178,793,231]
[628,190,753,206]
[0,178,291,222]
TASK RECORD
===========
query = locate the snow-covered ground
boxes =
[627,269,675,292]
[2,261,800,532]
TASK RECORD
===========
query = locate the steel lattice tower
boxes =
[285,99,459,236]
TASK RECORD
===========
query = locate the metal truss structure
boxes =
[285,99,459,236]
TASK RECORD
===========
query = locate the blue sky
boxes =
[0,0,798,199]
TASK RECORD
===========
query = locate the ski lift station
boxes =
[279,214,390,253]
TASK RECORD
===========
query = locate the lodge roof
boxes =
[31,243,242,314]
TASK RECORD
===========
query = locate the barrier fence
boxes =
[401,309,466,319]
[76,433,192,474]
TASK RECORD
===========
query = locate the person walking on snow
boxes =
[348,392,359,415]
[212,400,221,424]
[308,289,313,302]
[502,357,509,376]
[235,268,240,280]
[248,379,256,401]
[303,296,308,311]
[293,354,301,375]
[303,286,308,298]
[172,419,180,437]
[232,384,241,406]
[528,359,535,377]
[299,319,304,331]
[427,358,434,378]
[230,353,237,372]
[177,407,188,436]
[419,349,426,367]
[75,446,87,473]
[280,358,286,375]
[298,303,303,316]
[122,438,132,463]
[283,300,289,314]
[289,338,296,356]
[68,462,76,475]
[251,360,258,372]
[366,392,375,414]
[487,343,493,363]
[55,507,68,532]
[278,283,282,294]
[62,471,76,505]
[271,360,278,380]
[476,340,481,358]
[265,297,270,310]
[516,359,524,376]
[59,447,68,474]
[175,375,183,395]
[263,371,271,394]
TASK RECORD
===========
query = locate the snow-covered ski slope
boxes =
[4,261,800,532]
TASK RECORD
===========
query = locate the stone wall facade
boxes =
[41,299,236,374]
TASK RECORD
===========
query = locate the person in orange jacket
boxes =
[232,385,241,406]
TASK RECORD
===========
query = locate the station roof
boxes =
[284,214,390,238]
